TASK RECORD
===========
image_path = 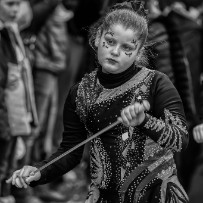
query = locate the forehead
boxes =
[104,24,138,42]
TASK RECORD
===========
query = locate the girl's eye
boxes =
[122,45,133,52]
[106,38,115,45]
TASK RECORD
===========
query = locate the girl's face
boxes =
[0,0,21,23]
[96,23,141,74]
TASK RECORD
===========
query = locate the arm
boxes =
[7,83,88,187]
[32,84,87,185]
[117,71,188,152]
[139,72,189,152]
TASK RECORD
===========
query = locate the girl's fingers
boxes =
[11,170,20,185]
[6,166,40,188]
[15,177,23,188]
[121,110,130,125]
[142,100,150,111]
[197,127,203,143]
[22,167,32,178]
[18,168,28,188]
[26,171,40,184]
[133,103,140,114]
[120,100,149,127]
[123,108,133,121]
[129,105,136,118]
[134,102,145,116]
[195,129,201,143]
[193,126,202,143]
[6,177,12,184]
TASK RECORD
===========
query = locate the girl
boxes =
[7,1,189,202]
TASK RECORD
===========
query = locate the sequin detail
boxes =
[76,70,103,124]
[144,109,188,152]
[96,68,151,103]
[90,137,112,189]
[75,68,188,203]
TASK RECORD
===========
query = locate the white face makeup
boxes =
[0,0,21,23]
[96,23,141,74]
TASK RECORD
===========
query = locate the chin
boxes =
[102,64,120,74]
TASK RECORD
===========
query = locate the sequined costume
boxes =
[33,66,189,203]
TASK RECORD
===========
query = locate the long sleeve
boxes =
[139,72,189,152]
[31,84,87,185]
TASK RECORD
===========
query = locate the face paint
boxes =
[125,52,132,57]
[103,41,109,48]
[97,24,141,74]
[106,31,114,37]
[132,39,137,44]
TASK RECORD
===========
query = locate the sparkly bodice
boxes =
[30,65,188,203]
[86,69,153,191]
[75,67,188,203]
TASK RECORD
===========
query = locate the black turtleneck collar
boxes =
[97,64,141,89]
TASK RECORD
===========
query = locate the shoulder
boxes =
[79,70,98,85]
[65,69,98,106]
[153,70,174,87]
[76,70,98,94]
[150,70,179,98]
[142,67,176,94]
[68,69,98,95]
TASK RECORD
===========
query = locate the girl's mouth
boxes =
[107,58,118,64]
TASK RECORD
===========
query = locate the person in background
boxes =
[20,0,74,202]
[146,0,199,191]
[7,1,189,202]
[0,0,38,203]
[162,0,203,192]
[185,2,203,202]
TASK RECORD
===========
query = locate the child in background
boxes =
[0,0,38,202]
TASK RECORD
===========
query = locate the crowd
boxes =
[0,0,203,203]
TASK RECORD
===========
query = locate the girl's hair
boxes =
[89,1,150,66]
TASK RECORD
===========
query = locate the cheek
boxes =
[97,46,106,61]
[122,53,137,64]
[119,54,136,70]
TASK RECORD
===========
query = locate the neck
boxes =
[97,64,141,89]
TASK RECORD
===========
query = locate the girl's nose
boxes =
[111,45,120,56]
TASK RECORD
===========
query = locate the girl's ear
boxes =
[136,42,142,53]
[95,29,101,47]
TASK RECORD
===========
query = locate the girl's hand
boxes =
[6,166,41,188]
[118,100,150,127]
[193,123,203,143]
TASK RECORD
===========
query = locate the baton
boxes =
[32,119,121,175]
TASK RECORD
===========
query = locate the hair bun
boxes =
[110,2,131,11]
[111,1,148,19]
[129,1,148,18]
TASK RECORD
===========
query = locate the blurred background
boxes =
[0,0,203,202]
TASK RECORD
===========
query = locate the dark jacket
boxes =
[166,10,203,122]
[148,14,197,130]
